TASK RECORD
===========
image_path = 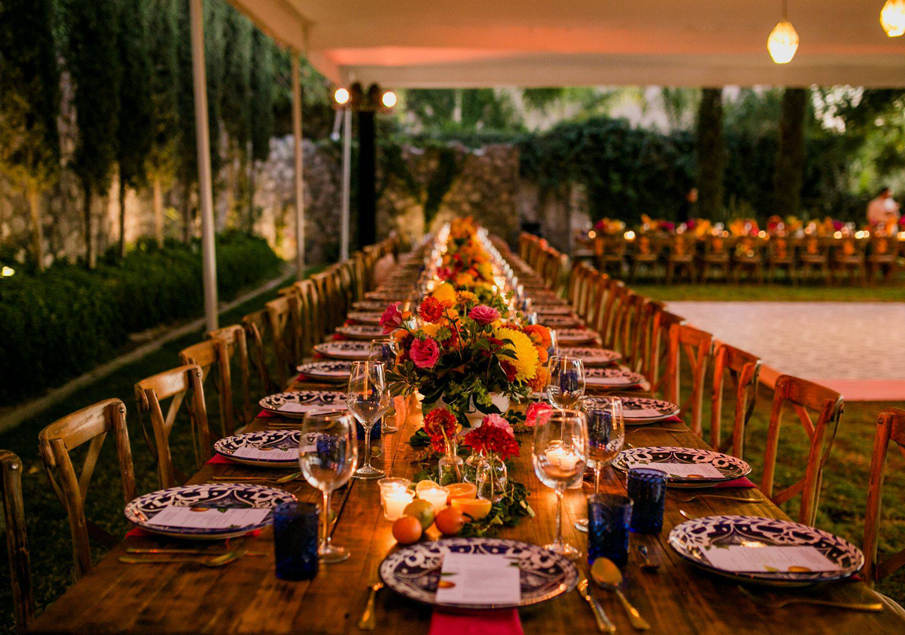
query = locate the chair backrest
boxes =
[645,307,684,394]
[208,324,252,428]
[761,375,844,526]
[179,340,233,438]
[266,294,302,388]
[38,399,136,579]
[666,323,714,436]
[863,408,905,587]
[710,342,761,458]
[1,450,34,633]
[242,308,277,395]
[135,365,211,489]
[598,278,625,348]
[611,290,646,366]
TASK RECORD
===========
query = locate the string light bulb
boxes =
[768,0,799,64]
[881,0,905,37]
[381,90,397,108]
[333,87,350,106]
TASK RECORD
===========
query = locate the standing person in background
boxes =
[678,188,698,224]
[867,186,900,232]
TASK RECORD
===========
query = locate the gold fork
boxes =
[357,569,384,630]
[738,585,884,612]
[210,471,302,484]
[668,493,759,503]
[119,550,247,568]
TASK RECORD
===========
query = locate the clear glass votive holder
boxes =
[273,501,320,580]
[378,478,413,520]
[627,467,667,534]
[587,494,633,567]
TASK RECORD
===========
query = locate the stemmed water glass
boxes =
[546,355,585,409]
[347,361,390,479]
[532,408,589,559]
[298,411,358,563]
[574,396,625,533]
[369,337,399,433]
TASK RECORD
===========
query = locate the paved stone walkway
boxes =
[667,301,905,401]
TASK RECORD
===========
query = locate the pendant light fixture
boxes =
[881,0,905,37]
[768,0,799,64]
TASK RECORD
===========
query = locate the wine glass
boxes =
[298,411,358,563]
[574,396,625,533]
[532,408,589,559]
[369,338,399,433]
[546,355,585,409]
[547,329,559,358]
[347,361,390,479]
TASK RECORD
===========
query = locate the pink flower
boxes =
[482,413,513,436]
[437,266,454,281]
[525,402,553,427]
[469,304,500,325]
[410,337,440,369]
[379,302,403,333]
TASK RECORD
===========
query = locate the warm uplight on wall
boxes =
[768,0,799,64]
[881,0,905,37]
[333,87,350,106]
[381,91,397,108]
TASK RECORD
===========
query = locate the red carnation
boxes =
[463,417,519,461]
[423,408,458,454]
[500,359,518,382]
[419,297,444,323]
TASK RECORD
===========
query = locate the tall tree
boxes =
[145,0,180,247]
[696,88,725,220]
[175,0,197,241]
[116,0,153,257]
[248,29,274,231]
[774,88,808,218]
[0,0,60,271]
[68,0,121,268]
[221,7,252,224]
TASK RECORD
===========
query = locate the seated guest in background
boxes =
[678,187,698,223]
[867,186,900,231]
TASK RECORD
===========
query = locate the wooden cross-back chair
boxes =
[266,294,302,389]
[710,342,761,458]
[761,375,844,527]
[867,235,899,283]
[2,450,34,633]
[311,270,341,335]
[566,262,589,314]
[611,290,646,368]
[293,279,320,356]
[38,399,136,579]
[242,309,277,395]
[666,324,713,436]
[581,271,606,328]
[518,232,534,261]
[645,307,685,396]
[601,282,629,350]
[135,365,211,489]
[863,409,905,590]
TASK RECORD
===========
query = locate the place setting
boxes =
[296,360,353,383]
[558,346,622,367]
[555,328,599,345]
[584,367,647,391]
[346,311,384,325]
[259,390,348,419]
[313,340,373,360]
[335,324,387,340]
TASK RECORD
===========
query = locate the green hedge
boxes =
[0,231,282,406]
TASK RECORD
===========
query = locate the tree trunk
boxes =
[153,177,164,247]
[27,185,45,272]
[118,175,127,258]
[83,186,94,269]
[774,88,808,218]
[696,87,725,221]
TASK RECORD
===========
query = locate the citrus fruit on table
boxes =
[435,507,467,536]
[450,498,492,521]
[403,499,436,530]
[445,483,477,502]
[392,516,423,544]
[415,480,441,495]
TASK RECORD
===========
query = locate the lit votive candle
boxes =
[418,486,449,515]
[546,446,581,473]
[378,478,413,521]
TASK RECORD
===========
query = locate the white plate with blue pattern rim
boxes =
[347,311,384,325]
[558,347,622,367]
[585,367,646,388]
[539,315,583,328]
[555,328,597,345]
[213,430,305,467]
[535,305,573,315]
[668,515,864,586]
[297,360,353,383]
[379,537,579,610]
[259,390,348,419]
[365,290,407,302]
[336,324,386,340]
[613,446,751,488]
[353,300,394,312]
[618,396,681,424]
[313,341,372,360]
[124,484,296,539]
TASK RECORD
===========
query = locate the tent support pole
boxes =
[357,110,376,249]
[292,53,305,278]
[340,108,352,261]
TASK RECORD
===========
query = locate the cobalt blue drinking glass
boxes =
[627,467,667,534]
[274,501,320,580]
[587,494,632,567]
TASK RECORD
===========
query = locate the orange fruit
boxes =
[435,507,467,536]
[451,497,492,521]
[445,483,477,503]
[403,499,436,530]
[392,516,423,545]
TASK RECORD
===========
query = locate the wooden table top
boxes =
[29,299,902,635]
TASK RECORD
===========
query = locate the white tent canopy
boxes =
[229,0,905,88]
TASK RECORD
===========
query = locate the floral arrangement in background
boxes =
[437,217,496,290]
[593,218,626,235]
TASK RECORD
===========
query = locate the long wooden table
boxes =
[29,275,902,635]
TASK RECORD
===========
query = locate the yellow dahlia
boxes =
[432,282,457,306]
[495,327,539,382]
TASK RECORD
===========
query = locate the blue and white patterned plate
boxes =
[353,300,393,312]
[540,315,582,328]
[669,516,864,586]
[559,347,621,367]
[535,305,573,315]
[213,430,301,467]
[555,329,597,345]
[365,290,406,302]
[297,361,353,383]
[585,367,646,389]
[336,324,386,340]
[619,396,681,424]
[380,538,579,610]
[259,390,347,419]
[347,311,384,325]
[613,446,751,487]
[124,484,296,539]
[313,341,372,360]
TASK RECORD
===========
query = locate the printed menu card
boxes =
[435,553,521,606]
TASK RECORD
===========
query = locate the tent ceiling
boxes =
[229,0,905,87]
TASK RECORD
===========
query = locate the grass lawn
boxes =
[633,281,905,303]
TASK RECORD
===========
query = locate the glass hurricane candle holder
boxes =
[418,485,449,515]
[378,478,413,521]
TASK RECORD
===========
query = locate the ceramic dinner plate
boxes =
[365,290,406,302]
[353,300,394,312]
[347,311,384,325]
[313,341,372,360]
[259,390,347,419]
[297,361,353,383]
[554,328,597,345]
[213,430,301,467]
[539,315,582,328]
[336,324,386,340]
[669,516,864,586]
[124,483,296,539]
[380,538,579,610]
[534,305,573,315]
[613,446,751,488]
[558,347,621,367]
[618,397,681,423]
[585,367,645,389]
